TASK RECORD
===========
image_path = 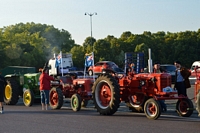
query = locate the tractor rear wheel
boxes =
[4,79,19,105]
[71,94,81,111]
[92,74,120,115]
[49,87,63,109]
[176,98,193,117]
[144,98,161,120]
[23,89,34,107]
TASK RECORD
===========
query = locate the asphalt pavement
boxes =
[0,82,199,133]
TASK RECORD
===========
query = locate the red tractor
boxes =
[92,71,194,120]
[47,51,193,119]
[46,54,94,111]
[49,74,94,111]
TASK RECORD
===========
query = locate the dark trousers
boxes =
[175,82,187,96]
[0,85,4,102]
[159,100,166,110]
[40,90,50,104]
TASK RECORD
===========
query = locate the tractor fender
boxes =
[102,69,115,74]
[23,84,30,92]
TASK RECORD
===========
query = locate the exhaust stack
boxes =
[148,48,153,73]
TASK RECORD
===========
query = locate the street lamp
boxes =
[85,12,97,52]
[85,12,97,80]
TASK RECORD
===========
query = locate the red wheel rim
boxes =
[129,93,146,107]
[96,82,112,108]
[146,102,157,116]
[179,101,189,114]
[50,90,58,106]
[148,104,156,114]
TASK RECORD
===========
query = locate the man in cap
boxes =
[153,62,165,73]
[174,60,191,96]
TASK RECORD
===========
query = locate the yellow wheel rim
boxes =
[5,85,12,100]
[23,91,31,105]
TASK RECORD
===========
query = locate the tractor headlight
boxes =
[140,80,145,86]
[79,84,82,87]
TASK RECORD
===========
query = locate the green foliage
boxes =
[0,22,199,70]
[0,22,76,70]
[70,46,85,68]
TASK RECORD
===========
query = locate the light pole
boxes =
[85,12,97,52]
[85,12,97,80]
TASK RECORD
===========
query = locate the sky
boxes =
[0,0,199,45]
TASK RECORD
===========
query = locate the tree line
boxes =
[0,22,199,71]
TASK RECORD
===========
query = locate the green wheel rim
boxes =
[72,97,78,108]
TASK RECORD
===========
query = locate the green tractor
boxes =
[3,66,41,106]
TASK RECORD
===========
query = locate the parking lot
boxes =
[1,82,200,133]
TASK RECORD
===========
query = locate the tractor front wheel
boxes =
[144,98,161,120]
[176,98,193,117]
[23,89,34,107]
[71,94,81,111]
[92,74,120,115]
[49,87,63,109]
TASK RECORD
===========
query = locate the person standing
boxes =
[153,62,165,73]
[174,61,191,96]
[0,72,6,114]
[128,63,136,74]
[153,62,167,112]
[39,68,54,110]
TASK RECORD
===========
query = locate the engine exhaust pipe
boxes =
[148,48,153,73]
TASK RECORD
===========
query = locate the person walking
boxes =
[39,68,54,110]
[174,61,191,96]
[0,72,6,114]
[153,62,167,112]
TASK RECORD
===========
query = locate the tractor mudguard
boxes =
[23,84,30,92]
